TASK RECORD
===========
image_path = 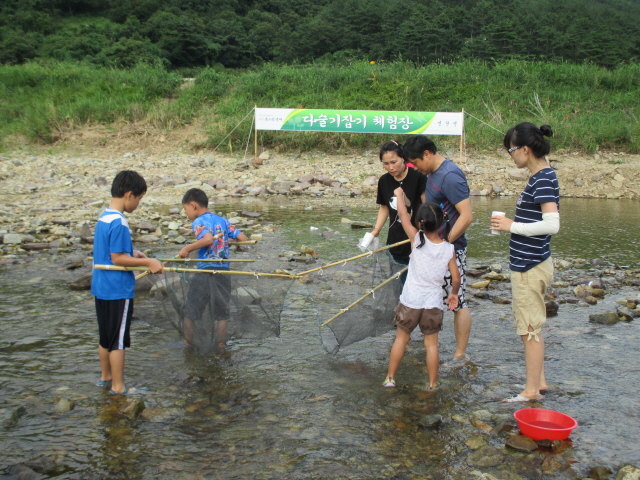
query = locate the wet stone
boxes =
[588,465,612,480]
[616,465,640,479]
[542,454,565,474]
[349,221,373,229]
[490,421,515,437]
[492,296,511,304]
[69,273,92,291]
[417,414,443,429]
[505,434,538,452]
[546,301,559,316]
[617,306,639,321]
[589,312,619,325]
[6,464,41,480]
[54,396,74,413]
[121,398,145,419]
[464,435,488,450]
[466,445,504,467]
[585,296,598,305]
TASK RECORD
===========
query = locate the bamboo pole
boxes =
[297,239,410,276]
[87,257,254,263]
[254,104,258,164]
[321,266,408,327]
[94,264,300,279]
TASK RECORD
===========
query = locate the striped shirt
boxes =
[509,168,560,272]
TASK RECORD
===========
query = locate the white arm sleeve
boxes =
[509,212,560,236]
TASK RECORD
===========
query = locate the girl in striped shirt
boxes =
[491,122,560,402]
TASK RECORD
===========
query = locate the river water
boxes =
[1,198,639,479]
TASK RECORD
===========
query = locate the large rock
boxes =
[3,233,24,244]
[121,398,146,419]
[270,181,296,194]
[506,434,538,452]
[616,465,640,480]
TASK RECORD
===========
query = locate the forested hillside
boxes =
[1,0,639,69]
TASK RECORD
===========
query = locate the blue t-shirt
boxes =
[509,168,560,272]
[192,212,242,269]
[425,159,470,251]
[91,209,136,300]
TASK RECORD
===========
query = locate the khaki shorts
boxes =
[511,257,554,339]
[394,303,443,336]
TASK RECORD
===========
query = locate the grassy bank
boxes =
[2,60,640,153]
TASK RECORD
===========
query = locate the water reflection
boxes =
[0,199,639,479]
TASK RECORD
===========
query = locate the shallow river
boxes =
[1,198,639,479]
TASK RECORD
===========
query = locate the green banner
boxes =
[255,108,463,135]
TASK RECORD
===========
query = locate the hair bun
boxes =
[539,125,553,137]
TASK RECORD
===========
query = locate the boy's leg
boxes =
[423,333,439,388]
[216,320,228,350]
[386,328,411,380]
[109,349,126,394]
[98,346,112,382]
[183,317,195,346]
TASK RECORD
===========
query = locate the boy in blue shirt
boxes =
[178,188,248,351]
[92,170,164,395]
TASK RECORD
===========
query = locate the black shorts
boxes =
[183,269,231,322]
[95,298,133,351]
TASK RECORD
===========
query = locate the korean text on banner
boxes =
[255,108,463,135]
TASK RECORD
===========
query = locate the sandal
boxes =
[382,377,396,388]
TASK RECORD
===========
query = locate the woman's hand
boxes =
[491,214,513,233]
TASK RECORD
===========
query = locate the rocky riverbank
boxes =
[1,146,639,258]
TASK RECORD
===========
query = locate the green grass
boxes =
[1,60,639,153]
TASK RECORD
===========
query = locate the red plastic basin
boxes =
[514,408,578,441]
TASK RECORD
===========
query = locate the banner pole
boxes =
[460,108,465,166]
[254,105,258,164]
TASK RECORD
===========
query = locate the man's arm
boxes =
[447,198,473,244]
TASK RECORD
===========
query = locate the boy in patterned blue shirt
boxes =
[178,188,248,351]
[92,170,164,395]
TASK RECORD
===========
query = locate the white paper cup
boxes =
[358,232,375,251]
[491,211,505,235]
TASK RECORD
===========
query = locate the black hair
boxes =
[503,122,553,158]
[181,188,208,208]
[414,202,450,249]
[111,170,147,198]
[402,135,438,162]
[379,140,404,161]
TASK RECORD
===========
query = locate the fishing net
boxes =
[300,250,407,354]
[151,264,296,356]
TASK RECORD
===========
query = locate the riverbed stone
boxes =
[617,306,638,321]
[350,221,373,229]
[589,465,613,480]
[589,312,619,325]
[54,396,74,413]
[69,273,92,290]
[616,465,640,480]
[469,280,491,289]
[136,234,161,243]
[3,233,24,244]
[466,446,504,467]
[417,414,443,429]
[121,398,146,419]
[464,435,488,450]
[506,434,538,452]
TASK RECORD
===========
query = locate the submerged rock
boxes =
[466,445,503,467]
[506,434,538,452]
[417,414,443,429]
[121,398,145,419]
[53,396,74,413]
[589,465,613,480]
[589,312,619,325]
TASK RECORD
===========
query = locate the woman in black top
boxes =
[370,140,426,265]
